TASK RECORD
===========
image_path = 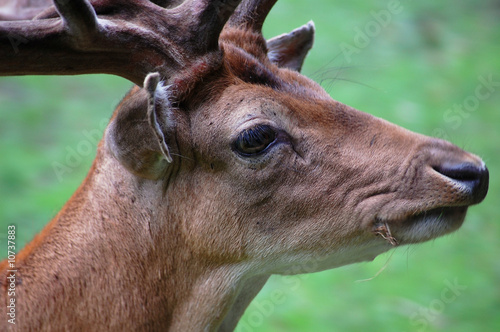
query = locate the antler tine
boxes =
[0,0,243,86]
[52,0,97,40]
[172,0,243,54]
[227,0,278,32]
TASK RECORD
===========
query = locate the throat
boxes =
[168,268,269,331]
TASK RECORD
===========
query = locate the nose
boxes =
[434,162,489,204]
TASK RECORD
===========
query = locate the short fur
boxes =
[0,1,488,331]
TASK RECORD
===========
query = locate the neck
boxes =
[0,146,267,331]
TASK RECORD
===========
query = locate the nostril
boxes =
[433,162,489,203]
[435,163,483,181]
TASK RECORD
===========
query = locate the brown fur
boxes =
[0,2,488,331]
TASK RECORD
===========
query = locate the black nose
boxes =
[434,163,489,203]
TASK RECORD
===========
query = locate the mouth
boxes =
[372,206,468,246]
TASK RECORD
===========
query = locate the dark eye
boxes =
[233,125,277,156]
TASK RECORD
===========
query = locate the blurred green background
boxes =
[0,0,499,331]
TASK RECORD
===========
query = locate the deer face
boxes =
[105,28,488,275]
[105,23,488,275]
[169,64,487,274]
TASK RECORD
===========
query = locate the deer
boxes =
[0,0,489,331]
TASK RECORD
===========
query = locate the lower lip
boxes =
[396,206,468,244]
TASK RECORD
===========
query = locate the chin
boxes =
[384,206,468,245]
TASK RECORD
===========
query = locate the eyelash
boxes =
[233,124,277,156]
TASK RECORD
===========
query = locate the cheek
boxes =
[229,142,296,186]
[171,171,251,261]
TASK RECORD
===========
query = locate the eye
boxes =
[233,125,277,156]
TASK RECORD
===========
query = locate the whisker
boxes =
[170,152,194,161]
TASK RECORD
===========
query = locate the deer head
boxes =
[0,0,489,330]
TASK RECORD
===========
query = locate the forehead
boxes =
[226,44,330,99]
[210,79,347,134]
[190,40,349,134]
[204,84,313,129]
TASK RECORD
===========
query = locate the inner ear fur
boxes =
[105,86,171,180]
[267,21,315,72]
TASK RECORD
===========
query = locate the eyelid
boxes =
[233,118,276,134]
[233,124,277,156]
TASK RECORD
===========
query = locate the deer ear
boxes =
[267,21,315,72]
[105,73,173,180]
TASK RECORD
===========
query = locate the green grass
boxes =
[1,1,499,331]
